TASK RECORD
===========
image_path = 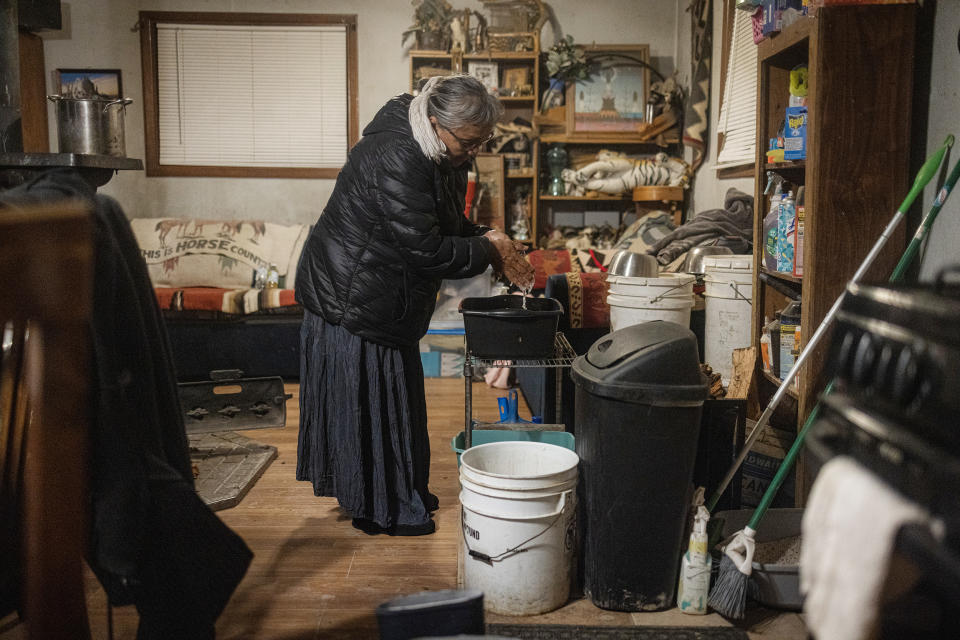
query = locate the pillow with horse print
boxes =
[130,218,308,289]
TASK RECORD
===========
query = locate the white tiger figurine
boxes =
[561,151,689,196]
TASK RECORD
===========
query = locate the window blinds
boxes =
[716,10,758,168]
[156,23,348,168]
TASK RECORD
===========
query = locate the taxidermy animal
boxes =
[561,151,689,196]
[449,14,468,53]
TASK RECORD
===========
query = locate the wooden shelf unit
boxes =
[750,5,915,501]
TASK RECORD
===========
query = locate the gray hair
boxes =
[409,74,503,162]
[426,74,503,130]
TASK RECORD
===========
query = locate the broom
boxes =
[708,135,957,619]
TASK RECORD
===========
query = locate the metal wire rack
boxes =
[466,332,577,368]
[463,332,576,448]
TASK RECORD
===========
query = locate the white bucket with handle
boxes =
[459,441,579,616]
[703,254,754,386]
[606,273,695,331]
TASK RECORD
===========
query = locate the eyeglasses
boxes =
[441,126,495,151]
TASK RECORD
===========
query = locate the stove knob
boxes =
[852,332,877,389]
[836,330,858,382]
[873,342,898,396]
[891,345,920,406]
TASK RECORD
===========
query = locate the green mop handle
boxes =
[746,150,960,531]
[705,134,954,514]
[892,141,960,282]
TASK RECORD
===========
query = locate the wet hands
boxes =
[484,230,535,290]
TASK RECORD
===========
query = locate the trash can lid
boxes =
[571,321,709,405]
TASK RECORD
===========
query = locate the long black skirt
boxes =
[296,310,431,528]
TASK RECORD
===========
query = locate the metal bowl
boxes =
[607,250,659,278]
[684,245,734,275]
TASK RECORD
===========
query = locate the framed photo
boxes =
[467,61,499,94]
[502,67,533,97]
[55,68,122,99]
[473,153,505,231]
[566,45,650,136]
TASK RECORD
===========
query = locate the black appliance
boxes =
[808,272,960,638]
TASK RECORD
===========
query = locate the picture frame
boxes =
[55,68,123,99]
[467,61,499,94]
[566,45,650,136]
[473,153,505,232]
[502,67,533,97]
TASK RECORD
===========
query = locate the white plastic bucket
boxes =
[459,441,579,616]
[702,254,754,386]
[606,273,695,331]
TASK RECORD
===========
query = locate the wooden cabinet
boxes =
[410,50,540,240]
[750,5,915,498]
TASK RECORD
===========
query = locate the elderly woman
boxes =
[295,74,533,536]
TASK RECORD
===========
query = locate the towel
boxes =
[800,456,944,640]
[645,188,753,265]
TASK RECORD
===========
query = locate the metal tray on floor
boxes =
[179,371,289,434]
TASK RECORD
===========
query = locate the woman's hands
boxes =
[484,230,535,290]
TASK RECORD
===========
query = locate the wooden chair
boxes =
[0,202,94,638]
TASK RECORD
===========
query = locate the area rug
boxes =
[486,624,749,640]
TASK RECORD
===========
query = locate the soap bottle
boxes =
[677,506,711,615]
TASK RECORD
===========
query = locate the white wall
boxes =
[918,1,960,281]
[39,0,678,225]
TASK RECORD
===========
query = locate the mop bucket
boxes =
[702,255,753,386]
[459,441,579,616]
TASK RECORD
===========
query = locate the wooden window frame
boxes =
[139,11,359,179]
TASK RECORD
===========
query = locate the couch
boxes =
[130,218,307,381]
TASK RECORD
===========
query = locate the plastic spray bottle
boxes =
[677,506,712,615]
[777,190,796,273]
[763,172,785,271]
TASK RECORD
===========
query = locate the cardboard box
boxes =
[741,420,796,508]
[421,332,466,377]
[784,106,807,160]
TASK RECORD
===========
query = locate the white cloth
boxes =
[408,76,447,163]
[800,456,943,640]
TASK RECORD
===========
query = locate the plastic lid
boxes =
[571,321,708,405]
[701,254,753,272]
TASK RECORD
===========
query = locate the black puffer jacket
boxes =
[295,94,493,347]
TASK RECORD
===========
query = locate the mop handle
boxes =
[892,145,960,281]
[747,153,960,528]
[706,135,954,513]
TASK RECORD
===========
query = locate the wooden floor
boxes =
[6,378,807,639]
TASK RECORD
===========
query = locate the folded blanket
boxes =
[647,188,753,265]
[156,286,298,316]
